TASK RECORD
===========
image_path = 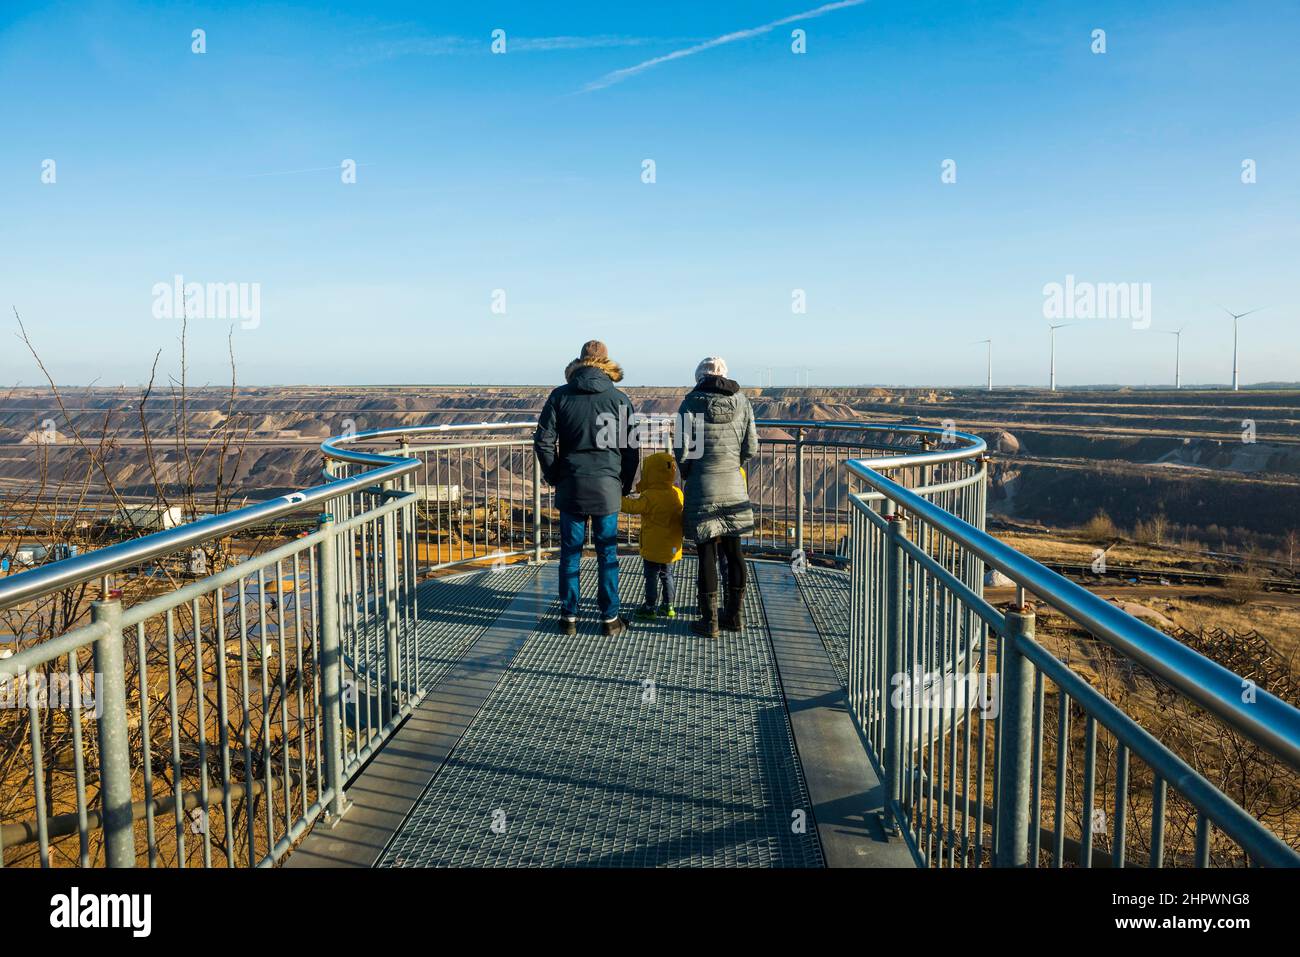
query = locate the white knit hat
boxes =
[694,356,728,383]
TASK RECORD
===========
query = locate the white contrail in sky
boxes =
[579,0,868,93]
[348,34,675,65]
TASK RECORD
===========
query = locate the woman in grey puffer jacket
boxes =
[675,356,758,638]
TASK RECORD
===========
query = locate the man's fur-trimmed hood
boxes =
[564,355,624,385]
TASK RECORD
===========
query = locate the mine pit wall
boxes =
[990,459,1300,547]
[987,430,1300,473]
[6,384,1300,550]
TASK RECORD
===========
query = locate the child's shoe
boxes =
[657,604,676,619]
[633,604,658,622]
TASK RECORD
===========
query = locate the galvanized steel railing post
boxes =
[381,484,400,717]
[884,501,906,819]
[397,437,417,577]
[315,513,350,822]
[996,605,1036,867]
[91,599,134,867]
[532,455,543,563]
[794,428,806,554]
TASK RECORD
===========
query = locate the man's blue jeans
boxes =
[559,511,620,620]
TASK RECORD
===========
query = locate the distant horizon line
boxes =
[5,382,1300,393]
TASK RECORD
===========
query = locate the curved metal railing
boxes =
[5,412,1295,870]
[0,417,987,612]
[320,418,988,576]
[0,415,980,869]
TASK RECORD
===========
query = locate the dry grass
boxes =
[996,530,1204,569]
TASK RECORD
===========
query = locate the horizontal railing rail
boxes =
[321,418,988,577]
[0,464,415,615]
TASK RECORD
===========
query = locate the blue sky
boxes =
[1,0,1297,388]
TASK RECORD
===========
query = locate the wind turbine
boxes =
[1222,306,1263,391]
[975,339,992,391]
[1158,327,1185,389]
[1049,323,1073,392]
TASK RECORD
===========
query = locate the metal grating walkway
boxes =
[794,567,852,688]
[376,556,825,868]
[414,562,542,689]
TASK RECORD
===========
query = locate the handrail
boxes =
[754,420,987,469]
[323,419,984,464]
[322,419,986,475]
[320,420,540,468]
[0,417,980,613]
[845,457,1300,770]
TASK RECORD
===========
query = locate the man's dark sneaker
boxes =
[559,616,577,636]
[633,605,657,622]
[601,616,629,637]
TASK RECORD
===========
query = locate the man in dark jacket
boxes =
[534,341,638,636]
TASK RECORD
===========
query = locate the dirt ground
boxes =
[989,529,1300,669]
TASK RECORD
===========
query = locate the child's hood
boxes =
[636,452,677,492]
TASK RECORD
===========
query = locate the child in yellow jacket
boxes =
[621,451,684,620]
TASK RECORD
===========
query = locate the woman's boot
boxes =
[720,585,745,632]
[691,592,720,638]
